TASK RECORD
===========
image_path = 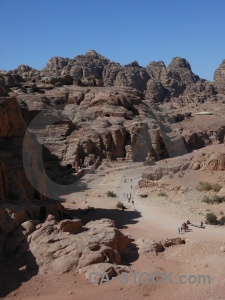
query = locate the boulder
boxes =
[217,188,225,197]
[163,237,186,247]
[21,220,36,234]
[136,238,164,254]
[29,218,130,276]
[58,219,82,234]
[84,263,116,284]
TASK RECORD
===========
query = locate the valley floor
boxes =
[5,159,225,300]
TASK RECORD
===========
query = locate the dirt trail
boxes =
[9,162,225,300]
[94,164,225,243]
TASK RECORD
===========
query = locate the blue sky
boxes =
[0,0,224,80]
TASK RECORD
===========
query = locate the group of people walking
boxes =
[124,192,134,204]
[123,179,134,205]
[178,220,190,233]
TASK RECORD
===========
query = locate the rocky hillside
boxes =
[0,51,225,291]
[0,50,224,175]
[7,50,225,103]
[0,96,47,202]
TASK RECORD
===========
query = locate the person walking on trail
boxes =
[126,193,128,198]
[123,192,125,198]
[130,193,131,198]
[128,198,130,203]
[178,227,180,234]
[131,185,132,189]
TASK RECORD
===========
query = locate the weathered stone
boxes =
[28,218,130,277]
[58,219,82,234]
[136,238,164,254]
[21,220,35,234]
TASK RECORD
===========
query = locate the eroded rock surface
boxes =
[4,50,224,174]
[29,218,130,276]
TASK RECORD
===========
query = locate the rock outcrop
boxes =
[29,217,131,278]
[214,59,225,95]
[0,97,47,202]
[140,146,225,184]
[1,51,224,176]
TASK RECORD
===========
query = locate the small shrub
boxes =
[197,181,212,191]
[116,201,126,210]
[202,196,212,204]
[201,152,206,157]
[220,210,224,215]
[213,195,225,203]
[106,191,117,197]
[143,160,155,166]
[197,182,222,192]
[205,212,217,225]
[46,252,54,259]
[212,183,222,192]
[202,195,225,204]
[158,192,168,197]
[219,216,225,225]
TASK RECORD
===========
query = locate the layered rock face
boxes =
[3,50,225,172]
[0,50,225,282]
[10,50,223,104]
[214,59,225,95]
[38,51,150,92]
[0,95,64,262]
[0,97,47,202]
[29,217,130,279]
[140,146,225,184]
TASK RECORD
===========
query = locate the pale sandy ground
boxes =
[5,161,225,300]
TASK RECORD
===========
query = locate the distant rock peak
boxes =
[168,57,192,70]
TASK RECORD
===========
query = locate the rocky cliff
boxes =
[0,51,225,287]
[0,96,47,202]
[9,50,224,103]
[2,50,224,173]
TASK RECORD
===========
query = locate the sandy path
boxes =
[8,162,225,300]
[97,164,225,243]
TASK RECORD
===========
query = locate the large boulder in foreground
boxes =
[29,218,130,276]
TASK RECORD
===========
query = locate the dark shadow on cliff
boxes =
[0,232,38,298]
[40,144,90,201]
[66,207,142,230]
[122,238,140,266]
[66,207,141,265]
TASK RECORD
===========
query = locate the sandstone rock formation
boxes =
[0,97,47,202]
[2,50,225,181]
[214,59,225,95]
[140,146,225,184]
[0,50,225,289]
[29,217,130,277]
[136,237,186,254]
[0,202,64,259]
